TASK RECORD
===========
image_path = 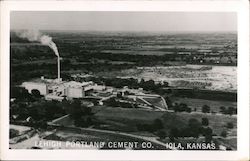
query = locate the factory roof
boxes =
[22,77,95,89]
[63,81,94,88]
[26,78,66,85]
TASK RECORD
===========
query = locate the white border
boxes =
[1,0,249,160]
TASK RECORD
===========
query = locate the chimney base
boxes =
[56,78,62,83]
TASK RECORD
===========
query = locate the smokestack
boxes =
[57,56,61,82]
[16,30,61,82]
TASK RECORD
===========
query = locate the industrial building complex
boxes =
[21,55,168,111]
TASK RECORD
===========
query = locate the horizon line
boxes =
[10,29,237,33]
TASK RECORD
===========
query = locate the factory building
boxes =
[22,81,48,95]
[21,76,95,101]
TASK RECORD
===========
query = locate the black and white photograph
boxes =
[0,0,249,161]
[9,11,238,150]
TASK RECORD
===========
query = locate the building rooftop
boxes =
[22,77,94,89]
[63,81,93,88]
[27,77,66,85]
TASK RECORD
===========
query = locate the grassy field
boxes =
[94,108,237,150]
[161,112,237,136]
[49,106,237,150]
[93,106,164,132]
[172,97,237,113]
[93,106,236,137]
[94,106,164,121]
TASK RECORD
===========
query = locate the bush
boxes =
[11,87,32,100]
[202,127,213,136]
[220,106,226,113]
[186,107,192,113]
[220,130,227,138]
[188,118,202,138]
[201,127,213,143]
[226,122,234,129]
[201,117,209,126]
[202,105,210,113]
[220,106,237,115]
[173,103,191,113]
[226,107,237,115]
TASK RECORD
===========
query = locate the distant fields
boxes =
[172,97,236,113]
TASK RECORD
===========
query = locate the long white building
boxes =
[21,76,96,101]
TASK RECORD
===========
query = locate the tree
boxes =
[202,127,213,135]
[220,106,226,114]
[227,107,236,115]
[179,103,188,112]
[44,101,65,120]
[188,118,201,129]
[201,117,209,126]
[186,107,192,113]
[11,87,30,100]
[226,122,234,129]
[202,105,210,113]
[142,79,156,91]
[163,81,169,87]
[220,130,227,138]
[202,127,213,143]
[188,118,201,138]
[173,103,191,113]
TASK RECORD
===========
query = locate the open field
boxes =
[50,106,236,150]
[87,106,236,137]
[93,106,164,132]
[172,97,236,113]
[51,106,237,137]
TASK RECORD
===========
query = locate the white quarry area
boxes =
[121,65,236,92]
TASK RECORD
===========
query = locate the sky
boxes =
[10,11,237,32]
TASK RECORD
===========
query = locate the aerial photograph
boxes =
[9,11,237,150]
